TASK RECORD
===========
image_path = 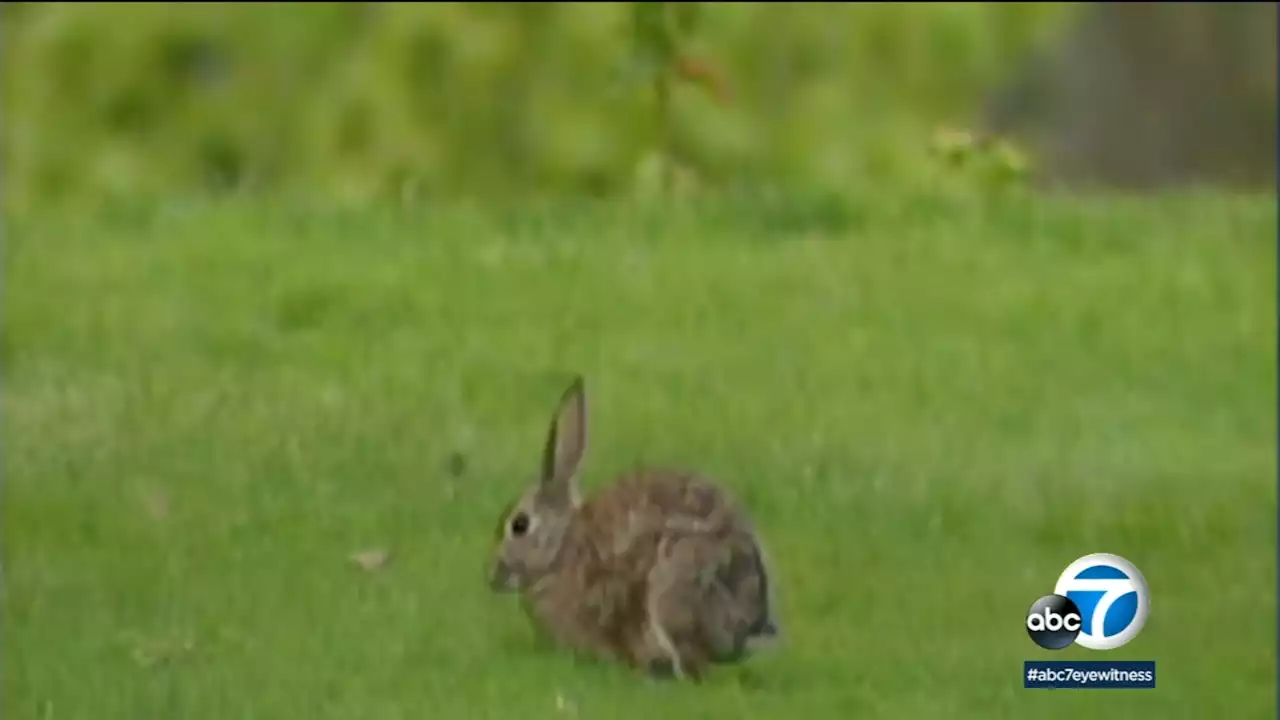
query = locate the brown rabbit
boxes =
[488,376,780,681]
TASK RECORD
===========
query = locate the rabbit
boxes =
[487,375,780,681]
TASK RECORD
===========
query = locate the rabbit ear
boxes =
[540,375,587,506]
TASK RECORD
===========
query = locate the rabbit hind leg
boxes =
[645,536,718,681]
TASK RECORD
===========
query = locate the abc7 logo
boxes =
[1025,594,1084,650]
[1026,553,1150,651]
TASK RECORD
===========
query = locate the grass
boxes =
[4,190,1275,719]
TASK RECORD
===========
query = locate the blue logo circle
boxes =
[1052,553,1150,651]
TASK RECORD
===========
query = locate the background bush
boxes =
[2,3,1075,209]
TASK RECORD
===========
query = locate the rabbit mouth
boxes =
[488,560,521,593]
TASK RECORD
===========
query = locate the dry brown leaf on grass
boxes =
[674,55,733,106]
[349,548,392,572]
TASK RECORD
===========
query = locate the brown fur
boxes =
[488,377,779,681]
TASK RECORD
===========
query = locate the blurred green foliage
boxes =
[2,2,1074,209]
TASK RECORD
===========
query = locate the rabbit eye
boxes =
[510,512,530,537]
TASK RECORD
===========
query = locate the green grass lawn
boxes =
[4,191,1275,719]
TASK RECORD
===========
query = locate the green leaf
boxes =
[672,3,701,36]
[630,2,675,62]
